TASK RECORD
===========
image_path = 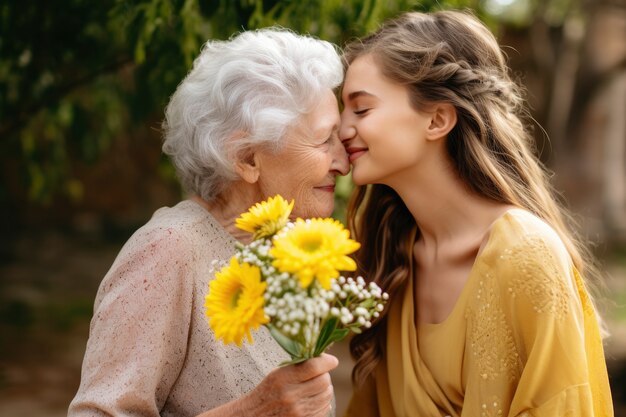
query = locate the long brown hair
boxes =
[345,10,602,386]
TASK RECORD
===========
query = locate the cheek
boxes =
[258,144,338,217]
[263,154,328,195]
[356,119,383,152]
[293,155,335,217]
[353,138,421,184]
[294,149,333,181]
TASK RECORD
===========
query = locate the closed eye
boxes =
[354,109,370,115]
[323,130,338,145]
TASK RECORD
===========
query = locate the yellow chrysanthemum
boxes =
[270,218,361,290]
[235,195,294,240]
[205,257,268,346]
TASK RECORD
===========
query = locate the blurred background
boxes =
[1,0,625,415]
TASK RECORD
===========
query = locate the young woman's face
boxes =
[255,89,349,219]
[340,54,434,186]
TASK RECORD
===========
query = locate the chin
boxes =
[293,203,333,219]
[320,208,334,218]
[308,205,333,219]
[316,205,335,219]
[306,193,335,219]
[352,167,382,187]
[351,171,369,186]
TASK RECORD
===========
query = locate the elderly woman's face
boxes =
[255,89,349,218]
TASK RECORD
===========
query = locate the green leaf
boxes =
[314,329,349,356]
[267,324,302,359]
[313,317,339,356]
[327,328,349,346]
[279,356,310,366]
[349,326,362,334]
[313,319,351,356]
[359,299,376,308]
[332,328,350,341]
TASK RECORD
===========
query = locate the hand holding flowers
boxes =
[205,195,388,364]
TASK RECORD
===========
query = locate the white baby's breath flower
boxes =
[354,307,369,317]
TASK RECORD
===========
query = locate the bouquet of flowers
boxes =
[205,195,388,365]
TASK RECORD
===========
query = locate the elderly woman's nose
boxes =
[331,136,350,175]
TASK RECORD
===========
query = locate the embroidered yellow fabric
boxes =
[345,209,613,417]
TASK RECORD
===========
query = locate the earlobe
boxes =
[426,103,457,141]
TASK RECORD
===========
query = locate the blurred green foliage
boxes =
[1,0,498,207]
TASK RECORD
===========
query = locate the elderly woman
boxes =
[68,28,348,417]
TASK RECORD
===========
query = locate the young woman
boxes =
[339,10,613,417]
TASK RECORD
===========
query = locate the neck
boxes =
[191,182,261,243]
[386,152,513,259]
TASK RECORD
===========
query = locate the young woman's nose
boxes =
[339,114,356,144]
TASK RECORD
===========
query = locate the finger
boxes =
[312,385,335,417]
[308,372,333,395]
[288,371,332,399]
[292,354,338,382]
[297,384,334,417]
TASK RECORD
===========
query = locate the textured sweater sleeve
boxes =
[68,226,194,416]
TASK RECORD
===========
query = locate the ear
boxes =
[233,147,261,184]
[425,103,457,141]
[227,131,261,184]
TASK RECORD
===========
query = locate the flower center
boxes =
[300,235,323,253]
[230,287,242,309]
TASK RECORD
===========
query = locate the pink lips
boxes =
[315,185,336,193]
[346,147,367,162]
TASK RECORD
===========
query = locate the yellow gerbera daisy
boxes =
[235,195,294,239]
[270,218,361,290]
[205,257,268,346]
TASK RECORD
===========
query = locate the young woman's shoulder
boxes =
[485,208,579,316]
[491,208,571,268]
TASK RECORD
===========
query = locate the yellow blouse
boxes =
[345,209,613,417]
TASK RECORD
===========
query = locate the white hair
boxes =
[162,27,343,202]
